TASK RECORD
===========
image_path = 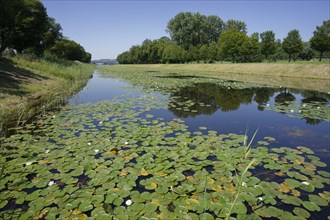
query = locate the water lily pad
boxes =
[78,201,94,212]
[199,213,214,220]
[293,207,310,219]
[308,194,329,206]
[302,201,321,211]
[284,178,301,188]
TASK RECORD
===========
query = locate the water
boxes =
[69,71,330,161]
[2,70,329,219]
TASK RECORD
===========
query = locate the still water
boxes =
[70,71,330,162]
[1,70,329,219]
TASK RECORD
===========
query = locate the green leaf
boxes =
[308,194,329,206]
[302,201,321,211]
[78,201,94,212]
[293,207,310,219]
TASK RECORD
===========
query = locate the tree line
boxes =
[0,0,91,63]
[117,12,330,64]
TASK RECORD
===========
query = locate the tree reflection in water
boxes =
[167,82,329,125]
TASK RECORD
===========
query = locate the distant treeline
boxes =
[117,12,330,64]
[0,0,91,63]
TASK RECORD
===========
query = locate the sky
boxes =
[42,0,330,60]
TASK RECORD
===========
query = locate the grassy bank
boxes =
[0,56,94,134]
[119,63,330,93]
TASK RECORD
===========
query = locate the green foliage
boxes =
[260,31,276,60]
[0,0,90,62]
[225,19,247,33]
[47,39,91,63]
[11,0,49,54]
[310,20,330,61]
[117,12,327,64]
[241,33,262,62]
[299,42,314,61]
[282,29,303,62]
[166,12,224,49]
[0,0,22,53]
[162,43,185,64]
[220,29,247,63]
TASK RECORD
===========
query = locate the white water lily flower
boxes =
[52,115,56,119]
[241,182,247,187]
[290,109,294,113]
[266,104,270,107]
[125,199,132,206]
[48,180,55,186]
[258,197,263,201]
[301,181,310,186]
[45,149,50,154]
[124,141,129,145]
[303,104,306,107]
[99,121,103,124]
[25,161,33,166]
[88,142,92,146]
[94,149,99,153]
[317,106,320,109]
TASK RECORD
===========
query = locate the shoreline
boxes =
[119,63,330,93]
[0,56,95,135]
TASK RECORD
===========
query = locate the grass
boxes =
[0,56,94,134]
[114,62,330,93]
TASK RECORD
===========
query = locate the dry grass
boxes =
[118,63,330,93]
[130,63,330,79]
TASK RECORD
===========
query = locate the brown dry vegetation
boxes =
[124,63,330,93]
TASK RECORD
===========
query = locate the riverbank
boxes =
[0,56,94,134]
[118,63,330,93]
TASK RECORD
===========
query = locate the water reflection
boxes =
[167,82,329,125]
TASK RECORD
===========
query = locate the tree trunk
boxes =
[319,51,323,62]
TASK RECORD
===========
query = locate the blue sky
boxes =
[42,0,330,60]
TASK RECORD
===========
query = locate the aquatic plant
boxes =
[0,96,329,219]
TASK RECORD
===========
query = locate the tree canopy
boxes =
[282,29,303,62]
[166,12,225,49]
[0,0,91,62]
[260,31,276,60]
[116,12,328,64]
[310,20,330,61]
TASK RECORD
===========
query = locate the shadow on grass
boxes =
[0,58,49,96]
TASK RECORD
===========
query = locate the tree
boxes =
[260,30,276,60]
[282,29,303,62]
[47,39,91,63]
[167,12,224,49]
[299,42,314,61]
[310,20,330,61]
[225,19,247,33]
[205,15,225,42]
[162,44,185,63]
[11,0,49,54]
[0,0,22,54]
[220,29,247,62]
[241,33,262,62]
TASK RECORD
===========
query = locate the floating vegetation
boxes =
[264,99,330,123]
[1,96,329,219]
[99,67,330,123]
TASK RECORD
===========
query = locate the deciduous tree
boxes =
[225,19,247,33]
[220,29,247,62]
[282,29,303,62]
[310,20,330,61]
[260,30,276,60]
